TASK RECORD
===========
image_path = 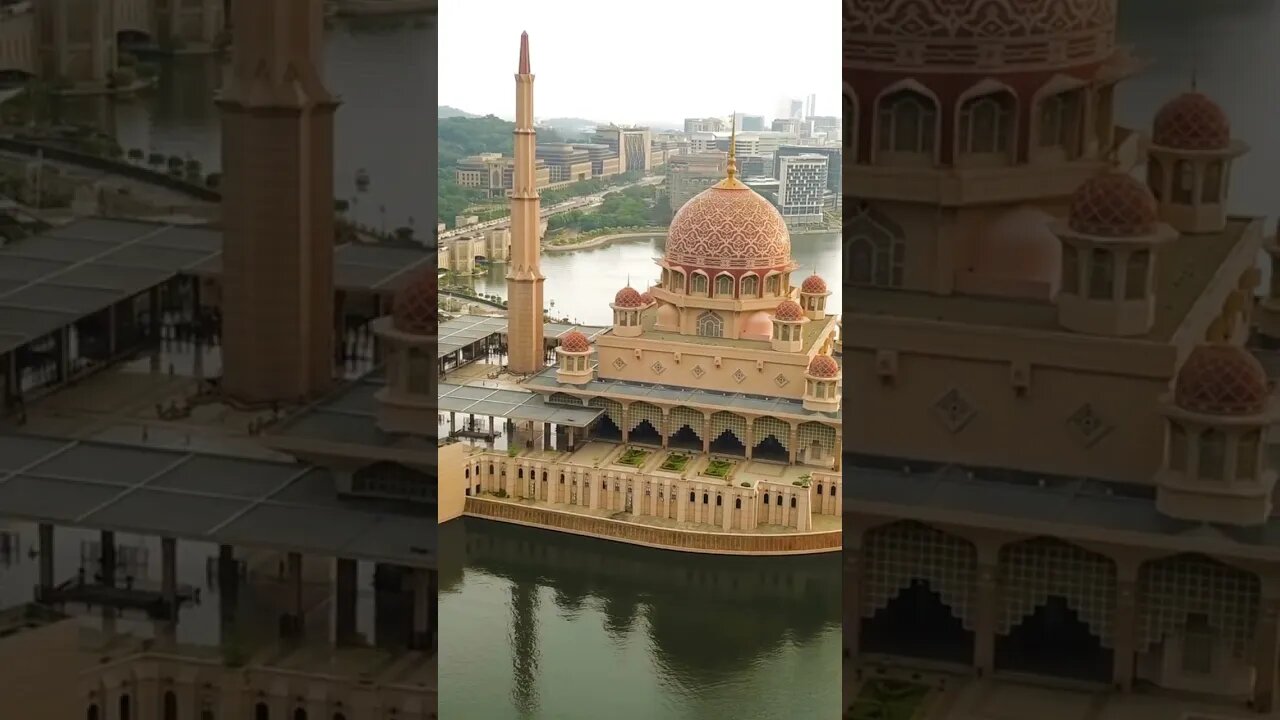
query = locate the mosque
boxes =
[436,33,842,554]
[844,0,1280,714]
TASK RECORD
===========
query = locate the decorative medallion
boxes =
[651,360,666,375]
[612,357,627,370]
[692,364,706,379]
[1067,403,1111,447]
[733,368,747,384]
[774,373,789,388]
[933,389,976,434]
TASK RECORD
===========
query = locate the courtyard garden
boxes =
[701,458,736,480]
[845,679,931,720]
[659,453,689,472]
[615,447,650,468]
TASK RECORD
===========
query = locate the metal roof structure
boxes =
[438,383,604,427]
[522,368,842,422]
[268,374,435,452]
[0,433,434,566]
[0,218,434,355]
[436,315,608,360]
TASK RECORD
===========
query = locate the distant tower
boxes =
[506,31,546,374]
[216,0,339,403]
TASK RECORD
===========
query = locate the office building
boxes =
[777,153,827,224]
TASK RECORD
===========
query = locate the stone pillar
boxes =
[972,557,998,677]
[410,568,434,651]
[788,424,799,463]
[334,557,357,646]
[99,530,116,587]
[1112,572,1138,691]
[37,523,53,600]
[1255,595,1280,712]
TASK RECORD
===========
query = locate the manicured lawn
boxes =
[845,679,930,720]
[617,447,649,467]
[660,453,689,472]
[702,458,734,479]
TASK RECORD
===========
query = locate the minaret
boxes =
[216,0,339,404]
[506,31,546,374]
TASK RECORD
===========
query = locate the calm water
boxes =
[468,232,844,327]
[57,14,433,230]
[438,520,842,720]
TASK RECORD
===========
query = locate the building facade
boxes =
[536,143,593,183]
[843,0,1280,712]
[666,152,727,210]
[777,154,827,224]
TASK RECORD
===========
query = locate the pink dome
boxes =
[801,274,827,293]
[807,355,840,379]
[391,265,437,335]
[1068,173,1158,238]
[741,310,773,338]
[1175,343,1269,416]
[614,287,644,308]
[971,207,1061,286]
[559,331,590,353]
[775,300,805,321]
[639,290,654,305]
[666,183,791,270]
[1153,92,1231,151]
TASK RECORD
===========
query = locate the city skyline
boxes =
[437,0,839,125]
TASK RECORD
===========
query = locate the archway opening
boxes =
[860,579,973,664]
[668,426,701,452]
[752,435,788,462]
[593,414,622,441]
[629,419,662,446]
[994,595,1112,682]
[709,429,746,456]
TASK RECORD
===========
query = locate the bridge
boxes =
[0,0,225,78]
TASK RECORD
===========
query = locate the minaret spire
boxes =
[715,110,744,189]
[506,31,545,374]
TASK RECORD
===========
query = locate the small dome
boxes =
[559,331,590,353]
[614,286,644,308]
[775,300,805,321]
[1068,173,1158,237]
[807,355,840,378]
[655,302,679,327]
[639,290,654,305]
[741,310,773,338]
[801,274,828,294]
[1174,344,1269,416]
[971,207,1061,287]
[391,265,437,335]
[1153,92,1231,151]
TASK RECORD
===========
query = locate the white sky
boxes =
[438,0,840,127]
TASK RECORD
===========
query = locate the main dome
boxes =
[665,183,791,270]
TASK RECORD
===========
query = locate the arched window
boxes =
[1148,159,1164,200]
[1125,250,1150,300]
[716,495,722,506]
[790,497,797,508]
[255,702,270,720]
[294,709,308,720]
[958,92,1014,156]
[691,273,708,295]
[1173,160,1195,204]
[764,274,780,295]
[735,498,741,509]
[120,695,132,720]
[741,275,759,296]
[763,492,770,504]
[1168,422,1188,471]
[1038,91,1081,156]
[1238,430,1261,479]
[1199,429,1226,480]
[877,89,936,155]
[163,692,177,720]
[830,484,836,496]
[696,311,723,338]
[671,271,685,292]
[86,705,99,720]
[846,205,905,287]
[702,493,709,504]
[715,274,733,297]
[1203,161,1223,203]
[1061,244,1079,294]
[1088,249,1113,299]
[776,494,783,505]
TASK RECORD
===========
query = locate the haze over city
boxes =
[437,0,840,126]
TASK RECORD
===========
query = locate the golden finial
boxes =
[715,110,743,189]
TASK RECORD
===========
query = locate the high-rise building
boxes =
[666,151,727,208]
[741,114,765,131]
[217,0,338,403]
[535,144,593,183]
[776,144,841,194]
[772,118,803,135]
[777,154,827,224]
[505,32,544,374]
[683,117,726,133]
[570,143,621,178]
[593,126,652,172]
[805,93,815,119]
[788,99,804,119]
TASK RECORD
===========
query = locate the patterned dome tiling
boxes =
[666,185,791,270]
[775,299,805,321]
[807,354,840,379]
[559,331,590,353]
[391,265,437,335]
[1067,173,1158,237]
[1152,92,1231,151]
[1174,344,1270,416]
[801,274,828,293]
[639,290,654,305]
[614,287,645,308]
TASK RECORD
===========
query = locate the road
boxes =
[439,174,663,240]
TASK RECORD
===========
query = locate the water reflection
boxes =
[439,519,840,720]
[463,233,843,327]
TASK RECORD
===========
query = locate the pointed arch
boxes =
[713,272,735,297]
[955,78,1018,162]
[862,521,979,628]
[740,272,760,297]
[844,80,858,161]
[997,537,1118,646]
[1137,554,1260,659]
[696,311,723,338]
[873,78,940,164]
[846,203,904,287]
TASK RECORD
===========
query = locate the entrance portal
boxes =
[860,579,973,664]
[994,595,1112,682]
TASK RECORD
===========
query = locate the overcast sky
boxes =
[438,0,840,127]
